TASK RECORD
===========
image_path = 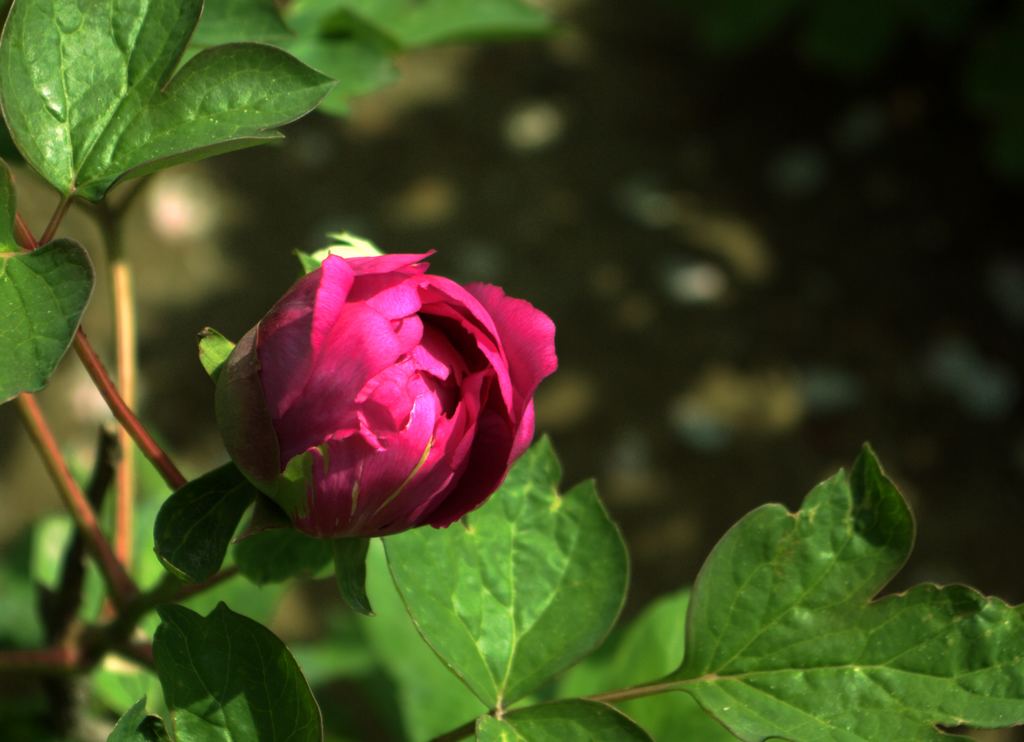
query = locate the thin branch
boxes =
[0,647,80,675]
[39,425,119,642]
[16,395,138,608]
[13,212,35,249]
[72,328,188,491]
[98,202,138,567]
[428,682,688,741]
[39,193,73,244]
[586,680,685,704]
[131,567,241,619]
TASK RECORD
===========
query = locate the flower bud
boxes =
[216,253,557,537]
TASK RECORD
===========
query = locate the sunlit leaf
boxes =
[153,603,322,741]
[666,446,1024,740]
[0,239,93,403]
[0,0,333,200]
[362,540,486,741]
[385,437,628,708]
[197,327,235,383]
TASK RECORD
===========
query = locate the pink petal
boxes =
[347,272,423,319]
[273,306,423,462]
[465,283,557,413]
[345,252,433,276]
[425,387,517,528]
[306,391,441,537]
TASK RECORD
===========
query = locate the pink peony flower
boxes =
[215,253,557,538]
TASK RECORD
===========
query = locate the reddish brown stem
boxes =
[14,212,35,249]
[40,194,72,244]
[15,395,138,608]
[0,647,80,675]
[72,329,188,490]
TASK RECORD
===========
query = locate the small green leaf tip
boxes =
[334,537,374,615]
[197,327,235,383]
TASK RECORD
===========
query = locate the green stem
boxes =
[428,681,687,742]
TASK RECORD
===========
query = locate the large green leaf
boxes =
[153,463,257,582]
[664,446,1024,740]
[558,590,733,741]
[385,437,628,709]
[287,0,550,50]
[475,700,651,742]
[0,0,333,201]
[153,603,322,741]
[362,540,486,740]
[0,239,93,403]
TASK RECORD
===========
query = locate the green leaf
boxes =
[475,700,651,741]
[0,239,94,402]
[153,603,322,741]
[281,36,397,117]
[295,232,383,274]
[153,463,257,582]
[288,0,551,50]
[234,527,333,584]
[192,0,291,47]
[334,537,373,615]
[558,590,733,741]
[107,698,169,742]
[0,0,334,201]
[197,326,235,383]
[667,445,1024,740]
[385,437,628,709]
[362,540,486,740]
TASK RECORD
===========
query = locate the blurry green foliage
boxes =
[676,0,1024,177]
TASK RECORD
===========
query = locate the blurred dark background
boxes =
[2,0,1024,659]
